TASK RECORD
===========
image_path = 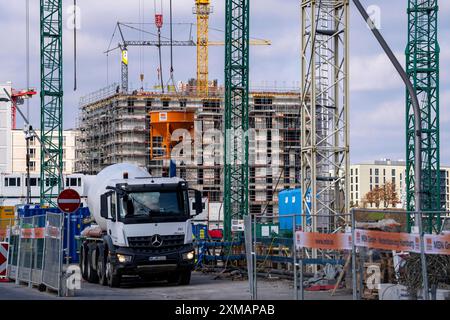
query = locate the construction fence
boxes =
[244,209,450,300]
[4,213,65,295]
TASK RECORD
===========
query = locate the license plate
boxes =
[149,256,166,261]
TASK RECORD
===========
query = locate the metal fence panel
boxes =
[18,217,33,282]
[42,213,63,291]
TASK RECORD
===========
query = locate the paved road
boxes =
[0,272,352,300]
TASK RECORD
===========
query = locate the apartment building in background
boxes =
[350,159,450,210]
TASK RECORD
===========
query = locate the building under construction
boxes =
[75,82,302,216]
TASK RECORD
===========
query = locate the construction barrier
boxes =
[0,242,8,280]
[6,212,64,295]
[244,212,352,300]
[42,213,64,291]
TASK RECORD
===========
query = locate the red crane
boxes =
[10,88,37,129]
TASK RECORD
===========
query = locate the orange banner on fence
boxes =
[20,228,45,239]
[354,229,421,252]
[295,231,352,250]
[424,234,450,255]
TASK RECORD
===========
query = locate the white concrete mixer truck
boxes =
[78,163,203,287]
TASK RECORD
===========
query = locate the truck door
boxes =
[106,192,127,246]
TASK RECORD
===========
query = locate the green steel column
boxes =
[224,0,250,241]
[406,0,441,233]
[40,0,63,206]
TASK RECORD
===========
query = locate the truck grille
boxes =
[127,235,185,254]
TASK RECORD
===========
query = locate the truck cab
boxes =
[80,175,203,287]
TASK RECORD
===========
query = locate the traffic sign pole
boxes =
[57,189,81,268]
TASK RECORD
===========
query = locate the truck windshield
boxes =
[119,191,186,221]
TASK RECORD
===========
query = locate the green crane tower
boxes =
[40,0,63,206]
[224,0,250,240]
[406,0,441,233]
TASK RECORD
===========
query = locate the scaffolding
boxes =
[76,85,302,220]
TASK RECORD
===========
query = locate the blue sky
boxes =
[0,0,449,165]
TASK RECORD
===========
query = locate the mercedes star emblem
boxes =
[151,234,163,248]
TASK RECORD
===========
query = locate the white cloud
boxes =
[350,53,404,92]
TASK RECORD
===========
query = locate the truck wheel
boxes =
[179,270,191,285]
[97,244,107,286]
[106,254,121,288]
[168,270,191,285]
[87,243,99,283]
[79,244,89,281]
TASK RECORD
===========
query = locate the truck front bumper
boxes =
[111,245,195,277]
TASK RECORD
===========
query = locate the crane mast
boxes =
[406,0,441,233]
[224,0,250,241]
[195,0,212,96]
[40,0,63,206]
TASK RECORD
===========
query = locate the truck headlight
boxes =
[183,250,195,260]
[117,254,132,263]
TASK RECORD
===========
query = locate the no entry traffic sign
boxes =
[57,189,81,213]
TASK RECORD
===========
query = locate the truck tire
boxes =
[87,243,99,283]
[80,244,89,280]
[97,244,108,286]
[179,270,191,285]
[106,254,121,288]
[168,270,191,285]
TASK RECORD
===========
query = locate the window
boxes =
[392,169,396,176]
[351,177,353,184]
[351,169,353,175]
[29,148,36,159]
[29,136,36,146]
[30,161,36,171]
[370,177,372,184]
[127,99,135,107]
[370,185,373,191]
[383,169,386,176]
[370,168,372,175]
[392,177,396,185]
[26,178,38,187]
[179,99,187,107]
[375,168,379,175]
[351,185,353,192]
[78,178,81,187]
[5,177,20,187]
[162,100,169,107]
[400,173,402,181]
[356,168,358,175]
[128,107,134,114]
[356,177,358,184]
[375,177,379,184]
[146,100,152,107]
[356,185,359,192]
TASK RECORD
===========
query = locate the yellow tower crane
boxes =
[194,0,271,96]
[194,0,211,96]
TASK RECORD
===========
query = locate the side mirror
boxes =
[194,190,203,215]
[100,194,109,219]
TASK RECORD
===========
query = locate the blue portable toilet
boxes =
[278,188,311,234]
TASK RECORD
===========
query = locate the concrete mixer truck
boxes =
[78,163,203,287]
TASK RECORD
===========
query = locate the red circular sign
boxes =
[57,189,81,213]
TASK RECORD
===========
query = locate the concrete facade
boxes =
[10,129,78,175]
[0,82,12,174]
